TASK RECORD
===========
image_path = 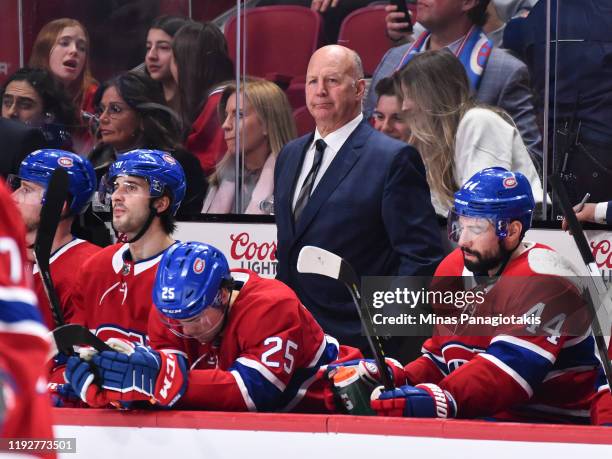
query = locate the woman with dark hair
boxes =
[145,15,189,113]
[170,21,234,176]
[1,67,78,149]
[89,71,206,217]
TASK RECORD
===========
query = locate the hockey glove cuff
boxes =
[371,383,457,418]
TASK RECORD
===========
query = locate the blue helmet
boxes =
[18,149,96,215]
[107,149,186,215]
[451,167,535,239]
[153,242,233,320]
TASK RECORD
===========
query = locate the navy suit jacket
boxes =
[274,120,444,343]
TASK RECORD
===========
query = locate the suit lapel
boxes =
[293,121,371,241]
[278,134,313,236]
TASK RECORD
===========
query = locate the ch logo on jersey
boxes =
[57,156,74,168]
[503,175,517,189]
[193,258,205,274]
[162,154,176,165]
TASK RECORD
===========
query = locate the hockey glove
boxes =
[92,345,188,407]
[371,383,457,418]
[64,355,113,407]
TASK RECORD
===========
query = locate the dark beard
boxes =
[462,241,512,276]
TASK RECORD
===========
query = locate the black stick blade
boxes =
[52,324,113,355]
[297,245,395,390]
[33,167,70,327]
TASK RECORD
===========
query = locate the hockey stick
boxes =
[48,324,113,358]
[33,167,69,327]
[549,175,612,388]
[297,246,395,390]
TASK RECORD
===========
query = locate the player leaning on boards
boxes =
[68,149,185,346]
[352,168,601,422]
[66,241,362,410]
[8,149,100,330]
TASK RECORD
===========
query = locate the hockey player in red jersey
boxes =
[65,241,362,411]
[9,149,100,330]
[0,179,55,457]
[69,150,185,346]
[368,167,601,423]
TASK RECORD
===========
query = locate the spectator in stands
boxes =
[257,0,378,44]
[89,71,206,217]
[171,21,234,176]
[203,78,297,214]
[366,0,542,164]
[29,18,98,153]
[397,50,543,216]
[145,15,189,114]
[503,0,612,208]
[371,76,409,141]
[1,67,77,150]
[386,0,535,46]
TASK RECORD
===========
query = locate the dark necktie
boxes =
[293,139,326,223]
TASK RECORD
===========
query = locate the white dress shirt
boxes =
[292,113,364,210]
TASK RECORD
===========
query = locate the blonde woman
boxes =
[203,78,297,214]
[396,49,544,216]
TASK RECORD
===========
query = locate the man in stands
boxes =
[9,149,99,330]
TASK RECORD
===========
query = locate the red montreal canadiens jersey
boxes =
[405,242,600,423]
[33,238,100,330]
[72,243,168,345]
[591,343,612,425]
[0,180,55,457]
[149,269,361,413]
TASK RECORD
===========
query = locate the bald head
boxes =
[308,45,364,80]
[305,45,366,137]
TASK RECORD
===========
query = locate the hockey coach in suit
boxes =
[273,45,444,355]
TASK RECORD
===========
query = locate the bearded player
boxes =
[368,167,602,423]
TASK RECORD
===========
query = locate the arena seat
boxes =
[293,105,316,137]
[224,6,322,87]
[337,4,415,77]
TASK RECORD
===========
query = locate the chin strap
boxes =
[113,201,158,244]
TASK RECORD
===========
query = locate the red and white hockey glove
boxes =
[64,341,188,408]
[371,383,457,418]
[91,345,188,407]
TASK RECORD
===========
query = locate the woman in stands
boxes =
[171,21,234,177]
[89,71,206,217]
[397,49,544,217]
[203,78,296,214]
[29,18,98,152]
[145,15,189,113]
[1,67,77,149]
